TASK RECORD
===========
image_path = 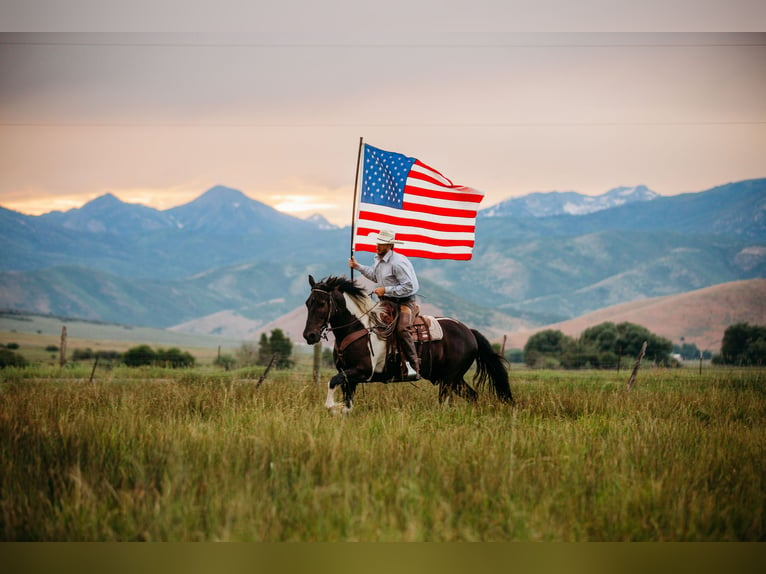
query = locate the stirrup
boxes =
[405,362,420,381]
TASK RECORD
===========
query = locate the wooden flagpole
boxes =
[349,136,364,280]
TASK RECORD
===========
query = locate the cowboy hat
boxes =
[369,229,404,244]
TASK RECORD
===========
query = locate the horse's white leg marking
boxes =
[325,381,352,414]
[325,381,340,410]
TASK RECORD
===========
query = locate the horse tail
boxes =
[471,329,514,404]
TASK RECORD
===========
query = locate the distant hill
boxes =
[504,278,766,353]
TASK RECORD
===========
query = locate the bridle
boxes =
[308,288,337,340]
[309,287,378,340]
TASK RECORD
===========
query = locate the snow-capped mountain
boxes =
[480,185,659,218]
[305,213,339,230]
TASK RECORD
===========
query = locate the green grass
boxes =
[0,365,764,541]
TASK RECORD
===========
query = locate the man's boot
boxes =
[400,333,420,381]
[397,304,420,380]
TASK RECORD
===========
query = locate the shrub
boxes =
[72,348,95,361]
[0,348,28,368]
[123,345,157,367]
[235,342,260,367]
[214,354,237,371]
[504,348,524,364]
[156,347,195,368]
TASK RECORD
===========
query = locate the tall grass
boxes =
[0,366,763,540]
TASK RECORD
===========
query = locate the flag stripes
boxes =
[354,144,484,260]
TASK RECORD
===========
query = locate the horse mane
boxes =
[315,275,375,313]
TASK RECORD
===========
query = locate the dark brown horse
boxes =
[303,275,513,413]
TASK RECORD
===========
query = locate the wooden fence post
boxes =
[89,356,99,382]
[313,343,322,383]
[59,326,67,367]
[255,353,278,389]
[627,341,647,390]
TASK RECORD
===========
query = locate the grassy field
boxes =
[1,359,763,542]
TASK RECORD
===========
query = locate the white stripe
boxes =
[359,226,476,245]
[404,176,484,200]
[355,238,475,255]
[355,226,476,242]
[357,202,478,227]
[409,162,453,186]
[403,190,481,212]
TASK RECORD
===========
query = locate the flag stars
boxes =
[361,146,416,209]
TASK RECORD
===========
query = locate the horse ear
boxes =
[308,274,316,288]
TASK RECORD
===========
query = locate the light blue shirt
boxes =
[357,250,419,299]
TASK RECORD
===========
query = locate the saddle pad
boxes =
[414,315,443,342]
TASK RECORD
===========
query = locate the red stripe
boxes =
[404,184,484,204]
[413,159,454,185]
[353,244,473,260]
[400,248,473,260]
[406,170,454,188]
[401,201,477,219]
[357,211,476,233]
[355,227,475,247]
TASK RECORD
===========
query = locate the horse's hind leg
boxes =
[437,380,477,404]
[438,382,451,404]
[453,378,478,402]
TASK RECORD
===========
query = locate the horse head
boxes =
[302,274,370,345]
[303,275,331,345]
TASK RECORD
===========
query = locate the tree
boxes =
[257,329,294,369]
[717,322,766,365]
[580,322,673,366]
[525,322,675,369]
[524,329,574,368]
[156,347,195,368]
[674,342,701,360]
[256,334,271,365]
[123,344,157,367]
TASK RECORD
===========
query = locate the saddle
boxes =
[372,301,444,343]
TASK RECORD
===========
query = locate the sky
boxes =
[1,3,765,226]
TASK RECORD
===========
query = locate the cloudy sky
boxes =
[1,3,765,226]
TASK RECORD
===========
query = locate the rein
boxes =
[310,288,377,339]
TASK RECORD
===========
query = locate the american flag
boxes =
[353,144,484,260]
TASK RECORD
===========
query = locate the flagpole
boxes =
[349,136,364,280]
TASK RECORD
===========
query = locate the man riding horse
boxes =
[348,229,420,380]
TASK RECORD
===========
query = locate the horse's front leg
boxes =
[325,370,361,414]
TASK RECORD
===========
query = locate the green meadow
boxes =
[0,364,763,541]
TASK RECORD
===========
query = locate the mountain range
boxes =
[1,179,765,351]
[480,185,659,218]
